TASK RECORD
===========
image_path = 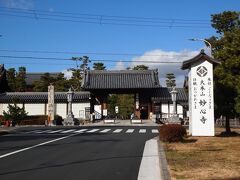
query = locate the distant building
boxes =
[0,69,188,121]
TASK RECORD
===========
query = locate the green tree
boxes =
[207,11,240,134]
[165,73,176,88]
[107,94,134,119]
[54,73,69,91]
[133,65,149,70]
[68,69,82,91]
[93,62,106,70]
[15,67,27,92]
[117,94,134,119]
[107,94,118,116]
[33,73,55,92]
[7,68,16,91]
[3,101,28,126]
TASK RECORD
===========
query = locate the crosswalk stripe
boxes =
[126,129,134,133]
[86,129,99,133]
[48,130,63,133]
[61,129,76,133]
[26,130,42,134]
[100,129,111,133]
[113,129,122,133]
[152,129,159,133]
[139,129,146,133]
[35,130,52,134]
[74,129,88,133]
[25,128,159,134]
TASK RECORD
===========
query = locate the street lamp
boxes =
[64,88,74,126]
[189,38,212,56]
[170,87,178,116]
[168,87,179,124]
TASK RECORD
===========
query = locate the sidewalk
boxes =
[138,137,171,180]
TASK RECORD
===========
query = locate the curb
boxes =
[156,137,171,180]
[0,130,10,136]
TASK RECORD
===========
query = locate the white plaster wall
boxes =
[161,104,169,118]
[1,104,23,115]
[177,105,183,118]
[0,103,3,115]
[94,105,102,119]
[55,104,67,119]
[25,104,45,115]
[72,103,90,119]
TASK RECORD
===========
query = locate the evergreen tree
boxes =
[165,73,176,88]
[15,67,26,92]
[7,68,16,92]
[207,11,240,134]
[33,73,55,92]
[93,62,106,70]
[133,65,149,70]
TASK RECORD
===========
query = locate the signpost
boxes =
[182,50,220,136]
[48,84,55,126]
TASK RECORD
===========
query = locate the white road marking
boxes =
[25,130,42,134]
[35,130,52,134]
[152,129,159,133]
[60,129,76,133]
[0,134,76,159]
[139,129,146,133]
[48,130,63,133]
[74,129,88,133]
[100,129,111,133]
[113,129,122,133]
[86,129,99,133]
[126,129,134,133]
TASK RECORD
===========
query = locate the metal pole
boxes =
[189,38,212,56]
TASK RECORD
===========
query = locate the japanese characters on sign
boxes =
[192,66,212,125]
[48,85,55,121]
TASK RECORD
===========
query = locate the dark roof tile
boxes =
[0,91,90,103]
[82,70,160,89]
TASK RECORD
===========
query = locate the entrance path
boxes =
[92,120,158,127]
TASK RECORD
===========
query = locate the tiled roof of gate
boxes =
[0,92,90,103]
[151,88,188,103]
[82,70,160,90]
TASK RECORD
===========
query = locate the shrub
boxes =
[3,103,28,126]
[18,115,47,125]
[159,124,187,142]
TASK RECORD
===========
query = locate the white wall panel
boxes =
[72,103,90,119]
[25,104,45,115]
[177,105,183,118]
[55,104,67,119]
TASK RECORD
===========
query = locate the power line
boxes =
[0,49,195,57]
[0,6,210,22]
[0,55,183,63]
[0,6,211,28]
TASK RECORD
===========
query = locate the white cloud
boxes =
[62,69,72,79]
[0,0,34,9]
[113,61,126,70]
[130,49,199,87]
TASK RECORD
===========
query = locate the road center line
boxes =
[0,134,76,159]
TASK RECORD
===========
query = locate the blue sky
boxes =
[0,0,239,86]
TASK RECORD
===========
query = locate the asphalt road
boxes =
[0,126,159,180]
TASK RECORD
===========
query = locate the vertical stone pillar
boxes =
[48,84,55,126]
